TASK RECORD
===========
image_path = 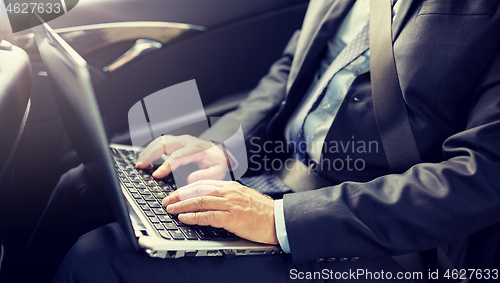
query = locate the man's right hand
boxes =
[135,135,230,184]
[162,180,279,245]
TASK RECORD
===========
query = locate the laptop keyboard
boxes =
[111,147,236,241]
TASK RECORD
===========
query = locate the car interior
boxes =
[0,1,32,275]
[2,0,500,282]
[0,0,308,281]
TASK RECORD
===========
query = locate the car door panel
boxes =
[90,3,308,142]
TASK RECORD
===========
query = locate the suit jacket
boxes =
[203,0,500,267]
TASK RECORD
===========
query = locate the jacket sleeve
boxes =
[283,46,500,264]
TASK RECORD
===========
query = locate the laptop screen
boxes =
[30,14,139,250]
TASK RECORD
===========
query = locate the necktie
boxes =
[289,21,371,161]
[239,173,291,194]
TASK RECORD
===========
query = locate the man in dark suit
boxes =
[51,0,500,281]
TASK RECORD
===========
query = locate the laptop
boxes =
[30,14,280,258]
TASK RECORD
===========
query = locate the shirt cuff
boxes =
[274,199,291,253]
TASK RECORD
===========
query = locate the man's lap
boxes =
[31,165,417,283]
[53,222,417,283]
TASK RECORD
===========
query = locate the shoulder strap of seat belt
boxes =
[370,0,437,280]
[369,0,421,173]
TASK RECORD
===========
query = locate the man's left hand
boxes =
[162,180,278,245]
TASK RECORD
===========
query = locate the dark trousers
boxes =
[24,165,418,283]
[17,165,115,282]
[28,165,424,283]
[53,222,420,283]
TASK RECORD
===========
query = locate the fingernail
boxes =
[135,161,144,168]
[162,197,169,206]
[152,169,161,178]
[167,205,174,213]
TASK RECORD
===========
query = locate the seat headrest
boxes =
[0,0,12,43]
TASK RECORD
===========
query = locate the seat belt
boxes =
[370,0,437,281]
[369,0,421,173]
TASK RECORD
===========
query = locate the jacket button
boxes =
[315,258,325,263]
[338,257,349,262]
[326,257,337,262]
[281,101,286,106]
[353,96,361,102]
[350,257,361,261]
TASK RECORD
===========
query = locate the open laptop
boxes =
[30,14,280,258]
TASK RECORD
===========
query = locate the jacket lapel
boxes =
[269,0,416,141]
[267,0,356,141]
[286,0,356,94]
[288,0,416,92]
[392,0,416,42]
